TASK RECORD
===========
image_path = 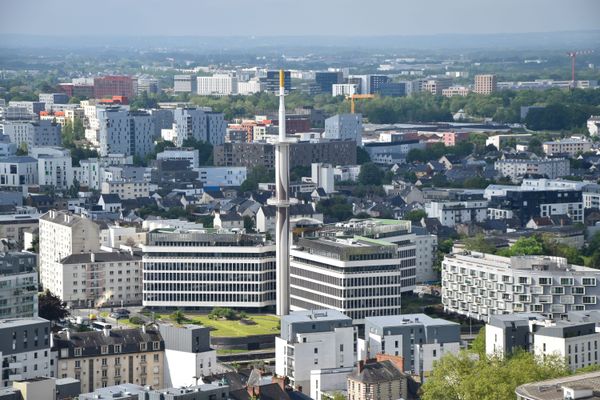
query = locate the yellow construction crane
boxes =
[348,94,375,114]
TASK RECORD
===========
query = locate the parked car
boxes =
[110,309,131,319]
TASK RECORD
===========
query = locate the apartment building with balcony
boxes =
[0,251,38,319]
[442,252,600,322]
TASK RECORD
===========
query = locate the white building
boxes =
[29,146,74,190]
[486,313,600,372]
[311,163,335,194]
[275,309,356,394]
[2,120,62,149]
[197,75,238,96]
[333,165,361,182]
[38,211,101,293]
[0,318,54,387]
[543,138,592,156]
[47,251,142,308]
[324,114,363,145]
[485,134,532,150]
[442,252,600,322]
[290,236,409,323]
[174,75,197,93]
[0,156,38,187]
[97,108,155,158]
[101,180,150,200]
[310,367,354,400]
[172,108,226,146]
[424,199,488,227]
[361,314,461,377]
[238,79,263,95]
[141,229,276,310]
[156,147,200,168]
[159,324,218,388]
[494,158,571,182]
[195,166,247,187]
[332,84,358,97]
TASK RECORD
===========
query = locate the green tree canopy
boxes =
[38,290,70,321]
[358,163,382,186]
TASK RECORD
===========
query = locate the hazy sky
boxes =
[1,0,599,37]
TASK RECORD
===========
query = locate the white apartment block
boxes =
[195,166,247,187]
[494,158,570,182]
[486,313,600,372]
[97,108,155,157]
[485,134,532,150]
[442,252,600,322]
[442,86,471,97]
[424,199,488,227]
[38,211,101,293]
[543,138,592,156]
[173,75,197,93]
[237,79,263,95]
[197,75,238,96]
[332,84,358,97]
[323,114,363,145]
[47,251,142,308]
[2,120,62,149]
[361,314,461,376]
[275,310,356,394]
[0,156,38,187]
[29,146,74,190]
[101,180,150,200]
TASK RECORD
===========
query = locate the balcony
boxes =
[9,362,22,369]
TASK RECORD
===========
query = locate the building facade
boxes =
[53,326,164,393]
[141,229,276,310]
[0,252,38,319]
[474,74,497,94]
[0,318,53,387]
[495,158,570,182]
[275,310,355,394]
[442,252,600,322]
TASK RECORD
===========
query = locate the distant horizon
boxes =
[2,0,598,37]
[2,28,600,39]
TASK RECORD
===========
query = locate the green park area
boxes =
[153,311,280,337]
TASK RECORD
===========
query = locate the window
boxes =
[140,343,147,351]
[152,341,160,350]
[101,345,108,354]
[75,361,81,368]
[153,354,159,362]
[74,348,82,357]
[314,348,318,354]
[114,345,121,353]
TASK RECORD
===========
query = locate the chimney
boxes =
[66,328,71,340]
[358,360,365,372]
[103,327,111,337]
[90,253,95,263]
[142,325,146,334]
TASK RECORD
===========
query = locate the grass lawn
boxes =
[154,313,280,337]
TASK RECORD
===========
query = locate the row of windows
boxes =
[143,292,275,303]
[143,271,274,282]
[143,282,275,292]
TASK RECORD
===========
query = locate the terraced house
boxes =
[52,326,165,393]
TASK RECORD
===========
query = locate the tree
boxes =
[356,147,371,165]
[528,138,544,156]
[38,290,70,321]
[497,236,543,257]
[171,309,186,324]
[463,234,497,254]
[470,327,486,358]
[240,166,274,193]
[243,216,255,233]
[404,209,427,223]
[15,142,28,155]
[358,163,382,186]
[182,137,213,165]
[421,350,569,400]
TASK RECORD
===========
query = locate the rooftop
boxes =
[366,313,459,328]
[349,360,405,384]
[282,309,351,325]
[516,372,600,400]
[0,317,49,329]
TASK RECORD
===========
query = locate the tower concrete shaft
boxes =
[275,69,290,316]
